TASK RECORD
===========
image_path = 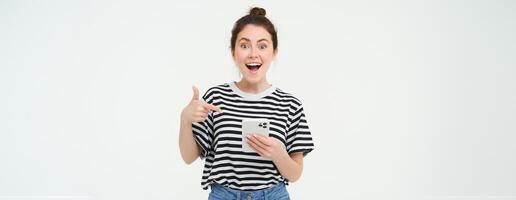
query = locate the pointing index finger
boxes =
[210,104,222,112]
[202,102,222,113]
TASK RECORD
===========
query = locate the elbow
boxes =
[180,153,198,165]
[178,142,200,165]
[183,158,195,165]
[287,177,300,183]
[288,175,301,183]
[179,149,198,165]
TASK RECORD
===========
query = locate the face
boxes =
[232,24,276,84]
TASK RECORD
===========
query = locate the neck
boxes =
[235,79,271,94]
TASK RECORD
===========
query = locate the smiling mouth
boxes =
[245,64,262,72]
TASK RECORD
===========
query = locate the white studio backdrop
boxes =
[1,0,515,199]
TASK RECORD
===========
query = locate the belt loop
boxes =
[246,192,253,200]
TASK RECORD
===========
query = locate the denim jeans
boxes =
[208,182,290,200]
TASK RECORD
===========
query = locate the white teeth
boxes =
[247,63,261,66]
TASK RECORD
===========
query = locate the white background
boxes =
[1,0,515,199]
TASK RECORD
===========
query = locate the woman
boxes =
[179,7,315,200]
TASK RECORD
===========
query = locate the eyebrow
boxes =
[238,38,270,43]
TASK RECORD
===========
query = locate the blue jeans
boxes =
[208,182,290,200]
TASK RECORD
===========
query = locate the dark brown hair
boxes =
[230,7,278,54]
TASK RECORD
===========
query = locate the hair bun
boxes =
[249,7,266,17]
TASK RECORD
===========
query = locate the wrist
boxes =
[273,149,290,163]
[180,111,191,125]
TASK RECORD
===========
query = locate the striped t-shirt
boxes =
[192,82,315,191]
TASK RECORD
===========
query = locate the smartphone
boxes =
[241,118,270,152]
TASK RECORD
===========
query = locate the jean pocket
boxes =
[268,194,290,200]
[208,188,229,200]
[267,187,290,200]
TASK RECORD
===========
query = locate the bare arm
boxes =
[246,134,305,182]
[178,118,200,165]
[273,152,304,182]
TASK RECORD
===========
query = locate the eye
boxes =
[240,43,249,49]
[259,44,268,49]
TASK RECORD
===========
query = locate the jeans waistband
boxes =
[210,182,286,198]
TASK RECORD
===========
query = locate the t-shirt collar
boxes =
[229,81,276,100]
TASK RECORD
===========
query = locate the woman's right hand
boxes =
[181,86,222,123]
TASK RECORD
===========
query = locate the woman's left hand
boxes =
[246,134,288,161]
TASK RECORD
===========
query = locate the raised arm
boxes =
[178,86,221,164]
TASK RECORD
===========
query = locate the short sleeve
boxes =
[191,91,215,159]
[286,102,315,156]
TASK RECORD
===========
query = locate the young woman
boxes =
[179,7,315,200]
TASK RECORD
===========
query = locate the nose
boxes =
[248,46,259,59]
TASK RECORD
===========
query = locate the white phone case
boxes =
[242,118,269,152]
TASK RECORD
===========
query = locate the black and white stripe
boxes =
[192,82,314,191]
